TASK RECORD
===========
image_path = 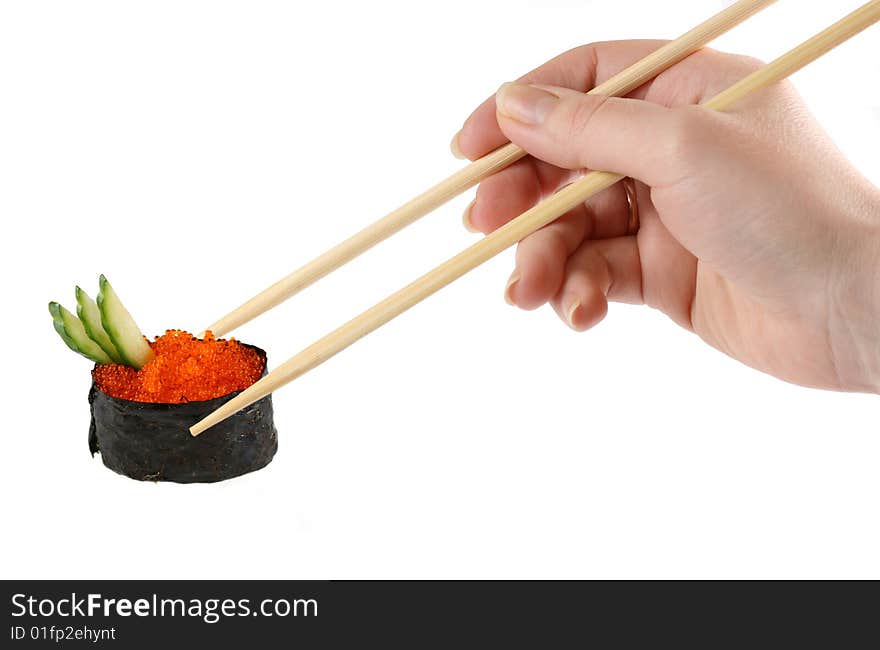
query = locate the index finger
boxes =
[455,40,669,160]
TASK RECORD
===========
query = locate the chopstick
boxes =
[203,0,777,338]
[191,0,880,436]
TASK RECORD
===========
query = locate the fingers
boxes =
[464,159,539,234]
[464,157,578,234]
[453,40,668,160]
[543,206,697,333]
[495,83,717,188]
[454,41,767,163]
[499,188,697,332]
[505,208,591,310]
[505,182,632,310]
[551,237,644,332]
[632,202,698,330]
[507,224,697,333]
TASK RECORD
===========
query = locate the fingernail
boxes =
[450,132,466,159]
[565,300,581,329]
[504,271,521,306]
[462,199,479,233]
[496,83,559,125]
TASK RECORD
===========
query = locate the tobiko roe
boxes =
[93,330,264,403]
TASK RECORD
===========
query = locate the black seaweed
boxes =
[88,346,277,483]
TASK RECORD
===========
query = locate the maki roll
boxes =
[50,276,277,483]
[90,330,277,483]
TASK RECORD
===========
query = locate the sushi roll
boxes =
[51,277,277,483]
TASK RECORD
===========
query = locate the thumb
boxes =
[494,82,715,188]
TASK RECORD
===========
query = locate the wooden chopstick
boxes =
[191,0,880,436]
[204,0,777,338]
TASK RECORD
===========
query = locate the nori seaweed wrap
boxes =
[88,345,277,483]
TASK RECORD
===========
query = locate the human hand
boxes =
[453,40,880,393]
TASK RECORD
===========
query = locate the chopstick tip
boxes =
[190,421,206,437]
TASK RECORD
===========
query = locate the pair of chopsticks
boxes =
[205,0,777,340]
[191,0,880,436]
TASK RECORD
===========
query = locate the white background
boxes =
[1,0,878,579]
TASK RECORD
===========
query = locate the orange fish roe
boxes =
[93,330,264,403]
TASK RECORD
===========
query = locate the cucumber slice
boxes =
[49,302,114,364]
[75,286,124,363]
[49,303,79,350]
[97,275,155,369]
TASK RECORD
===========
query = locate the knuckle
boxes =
[561,96,607,139]
[701,48,765,75]
[569,42,599,63]
[734,54,766,74]
[693,50,768,96]
[544,228,570,262]
[565,42,602,74]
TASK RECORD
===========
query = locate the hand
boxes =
[453,40,880,393]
